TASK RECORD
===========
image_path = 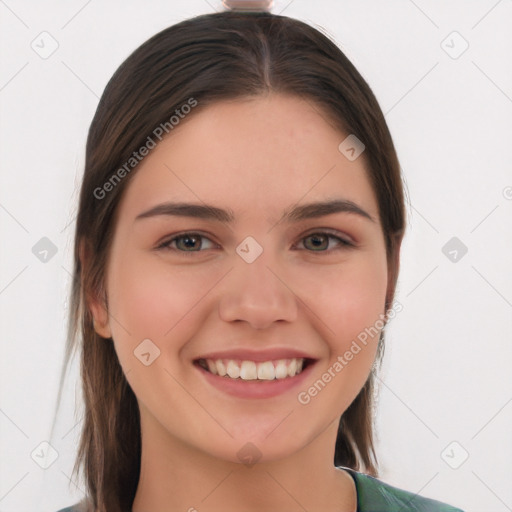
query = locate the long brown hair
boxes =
[55,10,405,511]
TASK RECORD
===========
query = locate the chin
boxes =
[204,426,307,466]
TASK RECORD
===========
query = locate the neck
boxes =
[131,414,357,512]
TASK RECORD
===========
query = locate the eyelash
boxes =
[156,230,354,255]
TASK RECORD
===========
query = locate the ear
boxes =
[79,238,112,339]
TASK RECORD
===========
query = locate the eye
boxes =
[296,231,354,252]
[156,232,217,253]
[156,230,354,255]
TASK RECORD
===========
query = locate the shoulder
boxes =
[340,467,465,512]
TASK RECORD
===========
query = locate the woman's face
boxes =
[90,93,389,464]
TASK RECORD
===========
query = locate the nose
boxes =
[218,253,298,329]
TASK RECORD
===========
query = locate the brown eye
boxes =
[300,232,353,252]
[157,232,216,252]
[175,234,202,251]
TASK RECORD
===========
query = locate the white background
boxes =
[0,1,511,511]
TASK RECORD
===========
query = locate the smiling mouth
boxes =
[195,357,315,381]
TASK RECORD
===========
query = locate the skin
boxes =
[89,93,392,512]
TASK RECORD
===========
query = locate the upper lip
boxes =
[195,348,317,362]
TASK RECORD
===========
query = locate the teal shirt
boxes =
[343,467,464,511]
[56,467,464,511]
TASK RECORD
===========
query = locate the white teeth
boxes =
[201,358,307,380]
[257,361,275,380]
[207,360,218,375]
[239,361,257,380]
[275,359,289,379]
[215,360,227,377]
[287,358,297,377]
[226,360,240,379]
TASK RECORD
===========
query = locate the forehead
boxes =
[116,93,378,223]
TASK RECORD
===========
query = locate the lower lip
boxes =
[195,361,316,399]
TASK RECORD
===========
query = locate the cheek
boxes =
[106,251,221,355]
[295,255,388,414]
[299,252,389,346]
[104,253,221,409]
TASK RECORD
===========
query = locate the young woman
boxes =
[55,9,464,512]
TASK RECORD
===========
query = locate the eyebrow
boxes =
[134,199,375,224]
